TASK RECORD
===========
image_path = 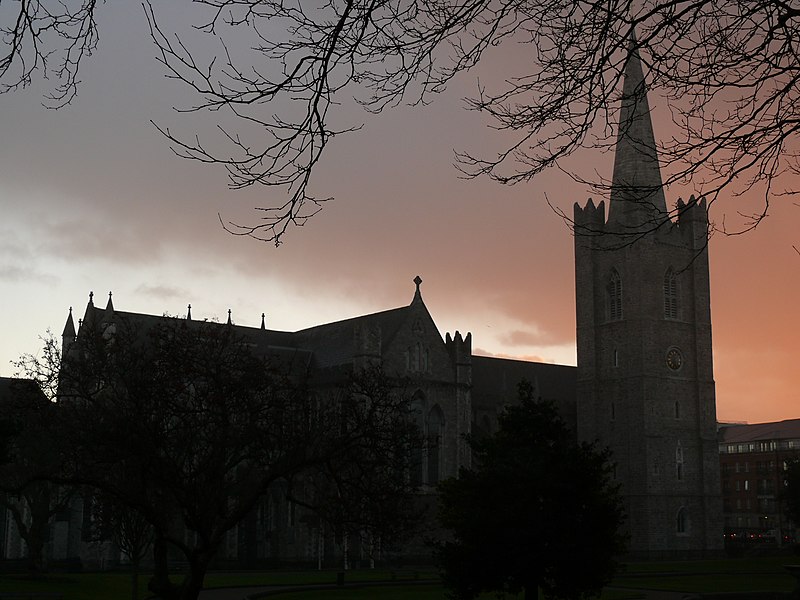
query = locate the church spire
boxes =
[62,307,76,339]
[607,33,667,231]
[61,307,76,354]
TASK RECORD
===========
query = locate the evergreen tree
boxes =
[438,381,627,600]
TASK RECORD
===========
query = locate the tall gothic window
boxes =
[427,405,445,484]
[676,443,684,481]
[664,268,679,319]
[410,393,425,486]
[608,270,623,321]
[676,507,688,534]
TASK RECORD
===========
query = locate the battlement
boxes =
[668,195,710,248]
[445,330,472,366]
[573,198,607,234]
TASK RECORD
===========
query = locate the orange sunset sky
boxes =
[0,3,796,424]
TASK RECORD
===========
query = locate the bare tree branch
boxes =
[5,1,798,243]
[0,0,101,107]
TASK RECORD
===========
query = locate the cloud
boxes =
[473,347,548,363]
[135,284,189,301]
[498,328,562,348]
[0,264,58,285]
[37,216,165,265]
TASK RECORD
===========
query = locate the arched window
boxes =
[407,343,429,372]
[608,269,623,321]
[427,405,445,484]
[676,507,688,534]
[664,268,679,319]
[676,443,684,481]
[674,401,681,419]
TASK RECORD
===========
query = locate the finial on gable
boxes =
[187,304,192,320]
[261,313,266,330]
[412,275,423,303]
[227,309,232,325]
[81,291,97,330]
[105,291,114,313]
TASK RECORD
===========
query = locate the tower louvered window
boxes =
[608,270,623,321]
[664,268,678,319]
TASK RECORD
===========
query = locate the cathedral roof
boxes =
[0,377,44,404]
[294,306,410,369]
[73,285,424,372]
[472,355,577,428]
[607,33,668,231]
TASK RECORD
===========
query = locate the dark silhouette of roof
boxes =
[294,306,410,369]
[69,287,579,420]
[0,377,38,396]
[472,355,577,426]
[75,291,416,373]
[719,419,800,444]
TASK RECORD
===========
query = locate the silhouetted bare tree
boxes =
[17,317,421,600]
[0,378,73,574]
[143,0,800,243]
[0,0,99,106]
[4,2,798,242]
[85,493,154,600]
[51,317,323,600]
[288,367,424,568]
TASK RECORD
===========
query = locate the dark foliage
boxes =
[783,459,800,528]
[17,319,422,599]
[0,378,73,574]
[437,381,627,600]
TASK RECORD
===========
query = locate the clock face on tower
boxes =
[666,347,683,371]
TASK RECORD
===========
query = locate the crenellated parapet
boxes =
[673,195,710,249]
[445,331,472,371]
[445,330,472,470]
[573,198,607,239]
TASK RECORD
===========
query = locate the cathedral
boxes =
[1,41,723,565]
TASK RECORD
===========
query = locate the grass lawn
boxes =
[0,572,150,600]
[611,555,800,594]
[204,568,436,587]
[257,584,643,600]
[0,556,797,599]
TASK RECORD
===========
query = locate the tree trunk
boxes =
[18,507,49,574]
[131,567,139,600]
[130,556,142,600]
[148,537,178,600]
[21,531,46,575]
[177,551,211,600]
[524,582,539,600]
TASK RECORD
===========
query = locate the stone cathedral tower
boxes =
[573,42,723,557]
